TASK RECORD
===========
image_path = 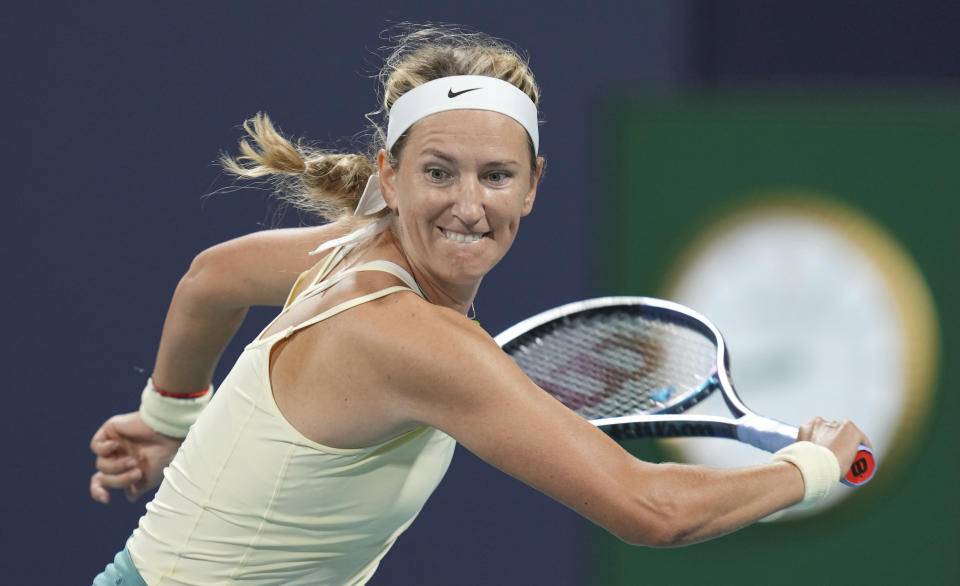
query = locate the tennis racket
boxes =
[495,296,875,487]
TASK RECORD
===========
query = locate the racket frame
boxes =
[495,296,874,486]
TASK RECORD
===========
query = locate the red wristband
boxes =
[151,383,211,399]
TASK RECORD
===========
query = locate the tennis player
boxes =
[89,25,870,585]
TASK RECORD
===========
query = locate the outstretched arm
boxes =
[372,304,870,547]
[89,224,342,503]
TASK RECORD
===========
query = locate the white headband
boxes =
[326,75,540,228]
[385,75,539,154]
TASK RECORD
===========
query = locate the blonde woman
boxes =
[90,26,870,585]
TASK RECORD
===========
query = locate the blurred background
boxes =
[3,1,957,583]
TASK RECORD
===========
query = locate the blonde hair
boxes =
[221,24,541,223]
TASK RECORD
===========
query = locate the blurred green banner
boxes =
[593,94,958,585]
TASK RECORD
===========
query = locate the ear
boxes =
[376,150,398,213]
[520,156,545,217]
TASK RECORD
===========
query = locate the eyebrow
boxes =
[420,149,521,168]
[482,160,522,168]
[420,149,457,164]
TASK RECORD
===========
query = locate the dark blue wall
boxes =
[3,1,956,584]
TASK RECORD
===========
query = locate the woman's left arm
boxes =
[149,225,337,391]
[90,224,342,503]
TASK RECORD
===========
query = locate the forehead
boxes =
[404,109,530,158]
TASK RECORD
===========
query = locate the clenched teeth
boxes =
[441,229,484,243]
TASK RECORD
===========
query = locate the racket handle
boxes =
[735,416,876,487]
[841,445,876,486]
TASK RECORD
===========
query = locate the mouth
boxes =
[440,228,490,244]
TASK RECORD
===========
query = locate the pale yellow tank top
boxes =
[127,248,457,585]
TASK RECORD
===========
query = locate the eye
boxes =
[426,167,450,182]
[485,171,512,185]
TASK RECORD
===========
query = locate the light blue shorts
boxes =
[92,547,147,586]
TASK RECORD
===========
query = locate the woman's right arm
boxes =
[370,303,870,547]
[89,224,343,503]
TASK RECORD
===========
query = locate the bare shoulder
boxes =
[188,224,351,307]
[213,224,344,256]
[354,292,500,376]
[348,292,564,433]
[194,225,337,277]
[334,293,672,542]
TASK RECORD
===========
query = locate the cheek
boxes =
[395,196,436,239]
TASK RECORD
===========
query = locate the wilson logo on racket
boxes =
[845,452,875,484]
[619,421,716,439]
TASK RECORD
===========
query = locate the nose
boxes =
[452,176,485,228]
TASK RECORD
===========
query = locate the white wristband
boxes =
[139,378,213,438]
[770,441,841,508]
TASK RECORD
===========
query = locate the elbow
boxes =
[607,483,699,549]
[611,512,691,549]
[641,523,696,549]
[182,245,220,285]
[175,245,232,311]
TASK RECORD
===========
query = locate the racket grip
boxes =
[841,445,876,486]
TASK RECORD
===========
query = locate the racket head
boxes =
[495,297,733,423]
[497,297,876,487]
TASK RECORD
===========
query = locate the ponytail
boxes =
[221,113,377,222]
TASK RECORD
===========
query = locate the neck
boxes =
[369,231,482,316]
[417,278,481,316]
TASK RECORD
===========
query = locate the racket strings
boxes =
[507,310,718,419]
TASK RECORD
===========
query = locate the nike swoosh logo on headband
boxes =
[448,87,481,98]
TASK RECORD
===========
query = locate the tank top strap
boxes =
[258,245,350,342]
[343,261,423,297]
[254,285,417,346]
[291,260,423,308]
[253,256,425,347]
[283,245,349,309]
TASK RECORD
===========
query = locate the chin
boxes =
[434,257,495,284]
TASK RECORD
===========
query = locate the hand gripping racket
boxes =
[495,297,875,486]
